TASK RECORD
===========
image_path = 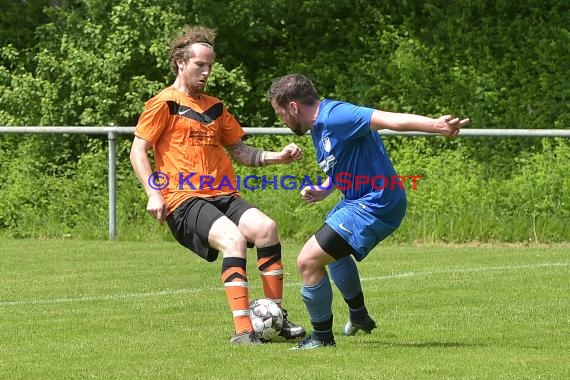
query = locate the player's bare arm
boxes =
[370,110,470,137]
[226,140,303,166]
[129,136,169,222]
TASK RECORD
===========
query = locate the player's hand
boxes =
[300,186,332,205]
[278,143,303,163]
[147,192,169,224]
[434,115,470,137]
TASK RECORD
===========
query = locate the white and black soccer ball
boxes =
[248,298,284,341]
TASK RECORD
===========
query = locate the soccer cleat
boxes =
[289,334,336,350]
[342,315,377,336]
[230,331,263,345]
[279,309,307,340]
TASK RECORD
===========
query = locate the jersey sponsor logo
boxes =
[318,155,336,172]
[187,130,217,147]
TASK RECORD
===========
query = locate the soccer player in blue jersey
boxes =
[266,74,470,350]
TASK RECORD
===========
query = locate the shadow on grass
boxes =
[358,340,483,349]
[261,336,481,349]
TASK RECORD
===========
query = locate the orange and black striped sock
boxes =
[221,257,252,334]
[257,243,283,307]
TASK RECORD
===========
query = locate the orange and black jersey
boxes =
[135,86,245,214]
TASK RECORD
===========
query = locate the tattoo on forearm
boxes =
[227,142,266,167]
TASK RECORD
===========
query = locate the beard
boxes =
[183,76,207,96]
[292,128,305,136]
[287,119,306,136]
[190,81,206,94]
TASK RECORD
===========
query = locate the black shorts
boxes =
[314,223,359,260]
[166,195,255,262]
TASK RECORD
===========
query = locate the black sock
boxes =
[345,292,368,322]
[311,316,334,342]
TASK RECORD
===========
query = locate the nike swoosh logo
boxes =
[233,296,247,300]
[339,223,352,234]
[178,109,191,116]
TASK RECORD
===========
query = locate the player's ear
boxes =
[289,101,298,114]
[176,58,185,72]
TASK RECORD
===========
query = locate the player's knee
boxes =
[297,253,328,285]
[261,217,278,235]
[296,252,315,273]
[250,216,278,242]
[212,230,248,257]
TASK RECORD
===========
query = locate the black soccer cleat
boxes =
[279,309,306,340]
[289,334,336,350]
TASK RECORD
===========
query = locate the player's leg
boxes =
[235,207,282,304]
[227,200,306,339]
[166,197,260,345]
[211,217,262,344]
[239,207,293,334]
[324,203,400,336]
[291,232,339,350]
[329,256,377,335]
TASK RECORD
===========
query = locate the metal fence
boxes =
[2,126,570,240]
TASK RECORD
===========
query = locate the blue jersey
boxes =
[311,99,406,224]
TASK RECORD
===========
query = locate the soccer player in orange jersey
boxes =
[130,26,306,345]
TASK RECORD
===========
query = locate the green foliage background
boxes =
[0,0,568,242]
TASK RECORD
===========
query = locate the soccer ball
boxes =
[248,298,284,341]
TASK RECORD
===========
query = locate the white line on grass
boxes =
[359,262,570,282]
[1,262,568,307]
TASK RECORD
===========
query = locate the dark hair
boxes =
[267,74,319,107]
[168,25,216,75]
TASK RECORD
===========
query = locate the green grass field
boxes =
[1,239,568,379]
